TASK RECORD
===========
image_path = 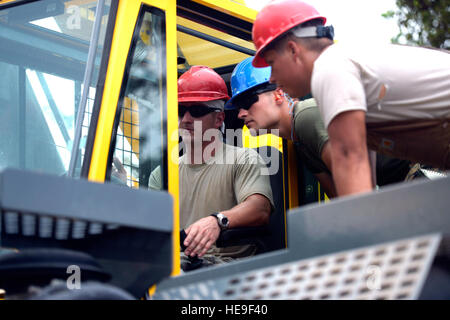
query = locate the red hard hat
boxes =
[178,66,230,103]
[252,0,326,67]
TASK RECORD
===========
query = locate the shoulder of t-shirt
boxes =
[294,99,320,123]
[294,98,318,113]
[224,143,262,164]
[314,43,354,72]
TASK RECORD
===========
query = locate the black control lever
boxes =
[179,230,203,271]
[180,229,188,252]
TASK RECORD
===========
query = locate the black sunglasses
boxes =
[234,83,277,110]
[178,104,221,118]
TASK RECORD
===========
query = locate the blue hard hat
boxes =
[225,57,272,110]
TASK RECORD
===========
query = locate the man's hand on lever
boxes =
[183,216,221,258]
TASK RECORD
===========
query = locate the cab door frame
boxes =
[82,0,180,275]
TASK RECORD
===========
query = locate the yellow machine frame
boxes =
[0,0,308,279]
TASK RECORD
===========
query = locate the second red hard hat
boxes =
[252,0,326,68]
[178,66,230,103]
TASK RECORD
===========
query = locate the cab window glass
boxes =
[109,6,167,190]
[0,0,111,177]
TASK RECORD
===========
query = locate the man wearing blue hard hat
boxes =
[226,57,338,197]
[227,57,414,198]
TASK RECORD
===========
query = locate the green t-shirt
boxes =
[293,99,330,174]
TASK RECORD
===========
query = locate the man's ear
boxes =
[215,111,225,129]
[273,88,284,105]
[286,40,303,62]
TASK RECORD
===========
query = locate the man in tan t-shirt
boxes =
[251,0,450,196]
[149,66,273,267]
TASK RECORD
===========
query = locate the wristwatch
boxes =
[210,212,229,230]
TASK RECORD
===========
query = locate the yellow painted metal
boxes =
[121,98,140,157]
[177,0,257,69]
[177,16,253,69]
[87,0,180,275]
[88,0,141,183]
[317,183,330,203]
[147,284,157,297]
[241,125,283,152]
[120,98,140,188]
[164,0,181,277]
[88,0,171,181]
[0,0,18,5]
[191,0,257,23]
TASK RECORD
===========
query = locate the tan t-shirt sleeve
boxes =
[233,148,275,208]
[312,46,367,128]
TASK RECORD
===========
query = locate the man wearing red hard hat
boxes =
[150,66,273,269]
[252,0,450,196]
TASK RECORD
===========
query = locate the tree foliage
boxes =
[383,0,449,49]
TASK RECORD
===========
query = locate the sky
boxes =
[244,0,400,46]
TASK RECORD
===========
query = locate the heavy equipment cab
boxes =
[1,0,449,300]
[0,0,302,294]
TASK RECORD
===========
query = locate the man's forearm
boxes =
[221,194,271,228]
[327,110,373,196]
[331,147,373,196]
[183,193,271,257]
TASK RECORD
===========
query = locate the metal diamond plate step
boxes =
[153,233,441,300]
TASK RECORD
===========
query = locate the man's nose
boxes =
[238,108,248,119]
[269,71,276,84]
[179,110,194,123]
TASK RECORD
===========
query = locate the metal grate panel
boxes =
[114,99,140,188]
[2,210,117,240]
[154,234,441,300]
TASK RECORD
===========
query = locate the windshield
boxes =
[0,0,111,177]
[108,5,168,189]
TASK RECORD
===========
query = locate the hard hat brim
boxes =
[225,81,271,110]
[178,91,230,103]
[252,52,270,68]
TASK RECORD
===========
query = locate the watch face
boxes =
[217,213,229,228]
